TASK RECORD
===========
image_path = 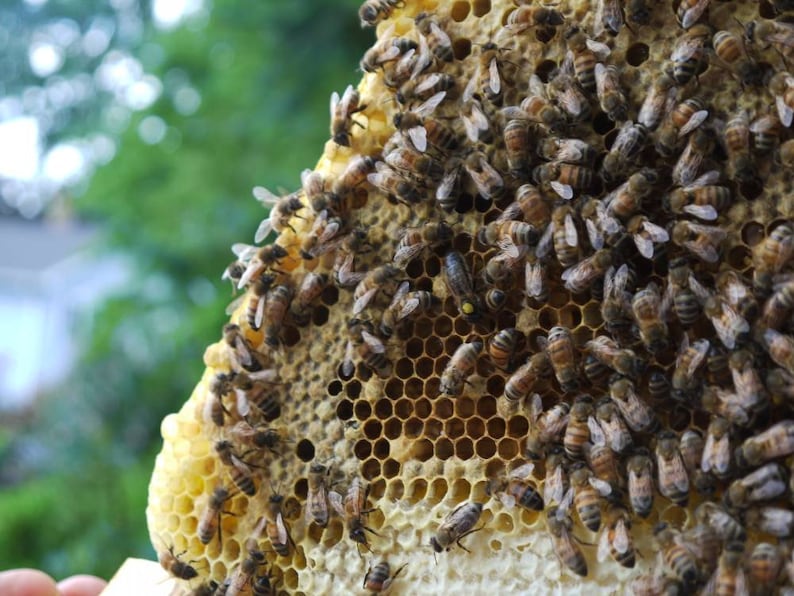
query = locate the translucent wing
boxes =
[551,180,574,200]
[564,213,578,246]
[408,126,428,152]
[678,110,708,137]
[613,519,630,553]
[683,204,718,221]
[328,491,345,516]
[589,476,614,497]
[597,528,611,562]
[329,91,340,118]
[489,57,501,95]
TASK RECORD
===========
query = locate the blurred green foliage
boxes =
[0,0,369,579]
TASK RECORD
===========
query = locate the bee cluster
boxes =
[148,0,794,594]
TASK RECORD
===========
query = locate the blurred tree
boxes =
[0,0,370,578]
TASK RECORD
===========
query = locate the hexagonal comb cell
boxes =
[147,0,794,593]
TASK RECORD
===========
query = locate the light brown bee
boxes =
[363,560,407,593]
[158,546,199,580]
[669,24,711,85]
[263,492,293,557]
[262,284,293,349]
[463,43,507,104]
[236,243,289,289]
[593,398,632,454]
[564,29,607,93]
[330,84,365,147]
[597,505,635,569]
[215,440,259,496]
[393,221,452,267]
[415,12,452,62]
[461,99,493,144]
[498,184,552,230]
[503,119,532,178]
[289,272,329,326]
[380,282,435,338]
[546,496,588,577]
[359,28,416,73]
[482,246,526,287]
[752,222,794,292]
[666,173,732,222]
[487,462,544,511]
[584,425,621,488]
[533,161,594,200]
[626,449,654,518]
[330,477,379,552]
[538,137,597,166]
[223,323,266,373]
[464,150,504,201]
[673,128,713,188]
[750,113,782,153]
[594,63,627,123]
[233,371,280,420]
[672,220,727,264]
[344,318,391,379]
[724,109,755,184]
[228,421,287,454]
[430,501,483,554]
[728,349,768,421]
[246,273,276,331]
[252,188,304,242]
[570,463,613,531]
[544,446,570,505]
[487,328,520,371]
[367,162,422,205]
[601,122,649,183]
[352,264,400,316]
[702,294,749,351]
[300,168,339,216]
[715,270,758,324]
[198,487,232,545]
[358,0,401,27]
[700,415,731,480]
[746,19,794,52]
[747,542,783,592]
[627,215,669,260]
[724,462,788,510]
[440,339,483,396]
[609,377,659,433]
[562,248,613,294]
[632,282,668,353]
[444,251,481,322]
[504,351,549,404]
[385,145,444,182]
[564,395,594,459]
[655,431,690,506]
[333,155,376,198]
[704,541,747,596]
[677,0,711,28]
[695,502,745,543]
[665,258,703,328]
[542,326,578,393]
[227,548,267,596]
[505,5,564,32]
[638,74,676,131]
[679,429,705,480]
[713,29,764,87]
[655,96,708,156]
[300,210,346,259]
[745,506,794,538]
[525,393,569,460]
[305,462,331,527]
[396,72,455,105]
[654,523,701,590]
[510,76,566,132]
[604,168,657,222]
[548,205,580,267]
[735,419,794,469]
[671,337,710,400]
[762,277,794,330]
[478,220,539,252]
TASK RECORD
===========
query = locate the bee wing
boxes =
[529,74,546,98]
[597,527,611,562]
[536,223,554,258]
[234,388,251,418]
[248,368,279,383]
[558,487,574,516]
[462,111,482,143]
[342,340,355,377]
[501,105,528,120]
[415,91,447,118]
[526,261,544,298]
[225,295,245,316]
[642,221,670,243]
[397,296,422,320]
[586,39,611,59]
[684,239,719,263]
[776,95,794,128]
[564,213,578,246]
[634,231,655,259]
[589,476,614,497]
[612,518,630,554]
[232,242,258,261]
[416,73,443,95]
[679,0,710,29]
[586,218,605,249]
[671,36,703,62]
[252,186,280,206]
[407,126,428,152]
[687,273,711,303]
[253,295,266,330]
[389,281,410,306]
[255,219,274,244]
[545,465,566,505]
[511,462,536,479]
[678,110,708,137]
[412,35,433,78]
[361,330,386,353]
[561,261,581,282]
[497,236,523,259]
[430,21,452,51]
[489,57,501,95]
[588,416,607,447]
[683,204,718,221]
[330,91,340,118]
[328,491,345,516]
[530,393,543,422]
[436,167,460,201]
[498,492,517,508]
[688,339,710,376]
[671,456,690,492]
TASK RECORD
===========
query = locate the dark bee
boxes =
[359,0,402,27]
[443,251,481,322]
[363,560,407,593]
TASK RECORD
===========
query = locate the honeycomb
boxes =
[147,0,794,593]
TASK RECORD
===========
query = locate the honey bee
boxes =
[430,501,484,554]
[770,71,794,128]
[524,253,548,302]
[380,282,435,338]
[603,168,657,222]
[415,12,452,62]
[484,288,507,312]
[503,119,533,178]
[330,85,366,147]
[227,548,267,596]
[363,560,407,593]
[632,282,668,354]
[570,463,614,531]
[440,339,483,396]
[626,449,654,518]
[228,421,287,454]
[638,74,676,131]
[562,248,613,294]
[505,353,549,404]
[393,93,449,153]
[676,0,712,29]
[300,210,345,259]
[627,215,670,259]
[223,323,265,373]
[393,221,452,267]
[626,0,651,28]
[748,542,783,592]
[694,502,746,543]
[199,487,232,545]
[345,318,391,378]
[601,121,649,183]
[669,24,711,85]
[482,248,526,287]
[333,155,376,199]
[246,274,276,331]
[358,0,401,27]
[264,492,293,557]
[564,28,609,93]
[679,429,704,478]
[463,43,507,104]
[655,96,708,157]
[653,523,701,590]
[541,326,578,393]
[443,251,481,322]
[330,477,379,552]
[508,76,566,132]
[702,385,754,428]
[580,197,623,251]
[700,416,731,478]
[262,284,293,350]
[488,328,520,371]
[546,494,588,577]
[188,581,221,596]
[593,0,624,37]
[547,205,580,267]
[666,171,732,222]
[533,161,594,200]
[597,505,635,569]
[761,277,794,329]
[703,295,749,350]
[236,243,289,289]
[729,349,768,419]
[538,137,597,166]
[703,541,747,596]
[464,150,504,201]
[724,462,788,510]
[585,335,645,378]
[672,220,727,263]
[205,373,233,427]
[487,462,544,511]
[505,5,564,33]
[584,426,621,488]
[673,129,713,188]
[289,272,329,326]
[593,397,633,453]
[564,395,594,460]
[396,72,455,105]
[745,19,794,52]
[352,264,400,316]
[735,419,794,469]
[671,337,710,399]
[525,392,569,460]
[594,63,627,122]
[478,220,539,252]
[215,440,259,496]
[544,446,570,505]
[304,462,331,528]
[498,184,552,230]
[385,145,444,182]
[664,257,702,327]
[158,546,199,580]
[722,109,755,184]
[609,376,659,433]
[749,507,794,541]
[713,29,764,87]
[655,431,690,506]
[548,70,591,123]
[750,113,782,154]
[359,27,416,72]
[367,162,422,205]
[752,222,794,292]
[462,99,493,144]
[252,188,304,242]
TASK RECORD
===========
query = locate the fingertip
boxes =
[57,575,107,596]
[0,569,59,596]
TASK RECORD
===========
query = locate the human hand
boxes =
[0,569,107,596]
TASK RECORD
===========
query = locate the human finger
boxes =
[0,569,59,596]
[57,575,107,596]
